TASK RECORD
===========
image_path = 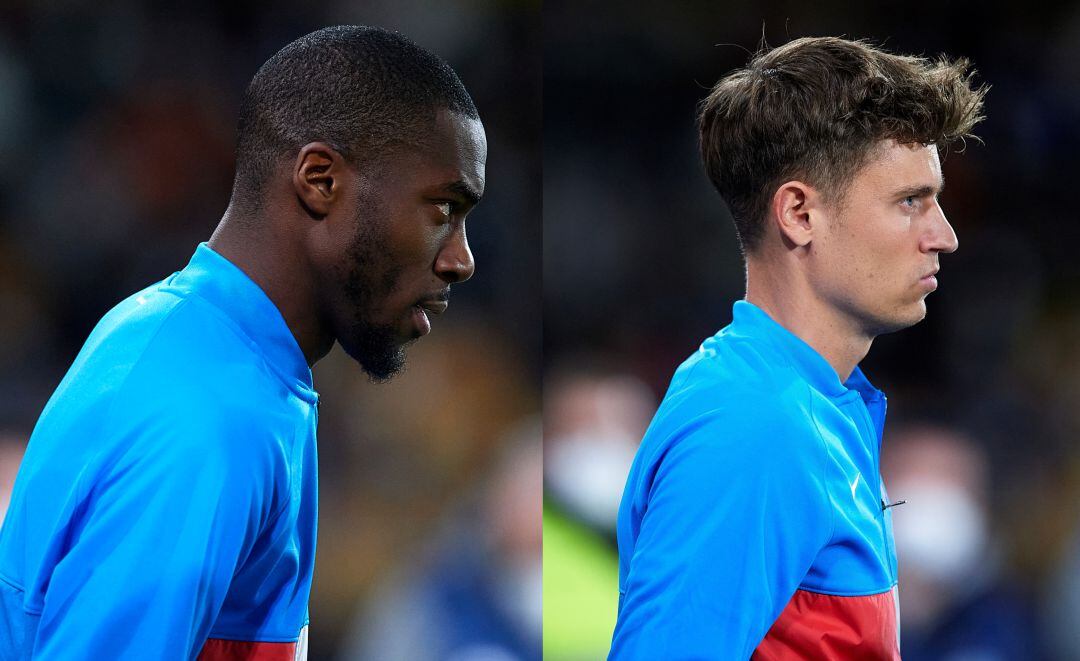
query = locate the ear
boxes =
[768,180,822,249]
[292,142,348,218]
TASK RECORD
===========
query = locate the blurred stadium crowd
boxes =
[545,1,1080,659]
[0,1,539,659]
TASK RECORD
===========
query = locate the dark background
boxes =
[0,1,540,659]
[544,1,1080,659]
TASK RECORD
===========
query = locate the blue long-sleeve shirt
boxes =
[0,243,317,660]
[610,301,899,659]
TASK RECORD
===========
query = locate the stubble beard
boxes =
[339,216,409,383]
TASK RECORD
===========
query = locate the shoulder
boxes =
[650,334,817,457]
[70,287,299,472]
[632,335,826,497]
[648,398,823,491]
[68,282,276,397]
[85,281,296,416]
[669,330,804,401]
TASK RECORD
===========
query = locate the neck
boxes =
[208,205,333,367]
[744,256,873,382]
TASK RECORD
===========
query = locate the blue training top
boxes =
[610,301,900,660]
[0,243,318,660]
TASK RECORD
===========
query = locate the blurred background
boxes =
[0,1,539,659]
[545,1,1080,659]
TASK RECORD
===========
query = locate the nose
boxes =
[922,202,959,254]
[435,224,475,283]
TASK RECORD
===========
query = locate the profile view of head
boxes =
[216,25,487,381]
[698,37,986,338]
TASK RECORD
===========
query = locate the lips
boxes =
[919,268,939,291]
[410,293,450,338]
[418,299,448,316]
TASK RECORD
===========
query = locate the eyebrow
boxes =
[892,178,945,199]
[446,180,483,206]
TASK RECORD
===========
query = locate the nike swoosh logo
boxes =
[850,473,861,499]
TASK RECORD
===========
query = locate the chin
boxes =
[864,301,927,337]
[356,345,407,383]
[910,298,930,324]
[338,326,409,383]
[889,306,928,334]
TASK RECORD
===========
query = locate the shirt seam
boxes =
[82,296,205,552]
[99,293,293,542]
[807,385,838,550]
[99,292,195,430]
[91,293,295,616]
[205,631,301,643]
[0,570,40,616]
[793,582,899,598]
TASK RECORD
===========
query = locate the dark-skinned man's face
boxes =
[319,109,486,380]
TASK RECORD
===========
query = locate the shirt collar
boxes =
[728,300,882,401]
[170,242,315,397]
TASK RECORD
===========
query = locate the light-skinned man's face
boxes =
[318,109,487,380]
[809,140,958,336]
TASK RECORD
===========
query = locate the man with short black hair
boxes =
[0,25,485,659]
[610,36,985,659]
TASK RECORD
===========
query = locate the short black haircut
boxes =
[232,25,479,210]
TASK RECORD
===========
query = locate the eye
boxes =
[900,196,919,211]
[435,201,453,217]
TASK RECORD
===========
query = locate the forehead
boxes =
[857,140,942,188]
[391,108,487,194]
[431,108,487,160]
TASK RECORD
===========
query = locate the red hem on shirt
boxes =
[197,638,297,660]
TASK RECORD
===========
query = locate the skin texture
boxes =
[209,108,486,380]
[745,140,958,381]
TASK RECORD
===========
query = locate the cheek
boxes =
[387,213,444,265]
[846,217,905,276]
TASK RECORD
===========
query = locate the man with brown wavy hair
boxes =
[610,37,986,659]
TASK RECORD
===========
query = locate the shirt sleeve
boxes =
[30,408,283,660]
[610,406,833,660]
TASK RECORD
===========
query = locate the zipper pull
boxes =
[881,499,906,511]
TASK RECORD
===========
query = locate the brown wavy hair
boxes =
[698,36,987,253]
